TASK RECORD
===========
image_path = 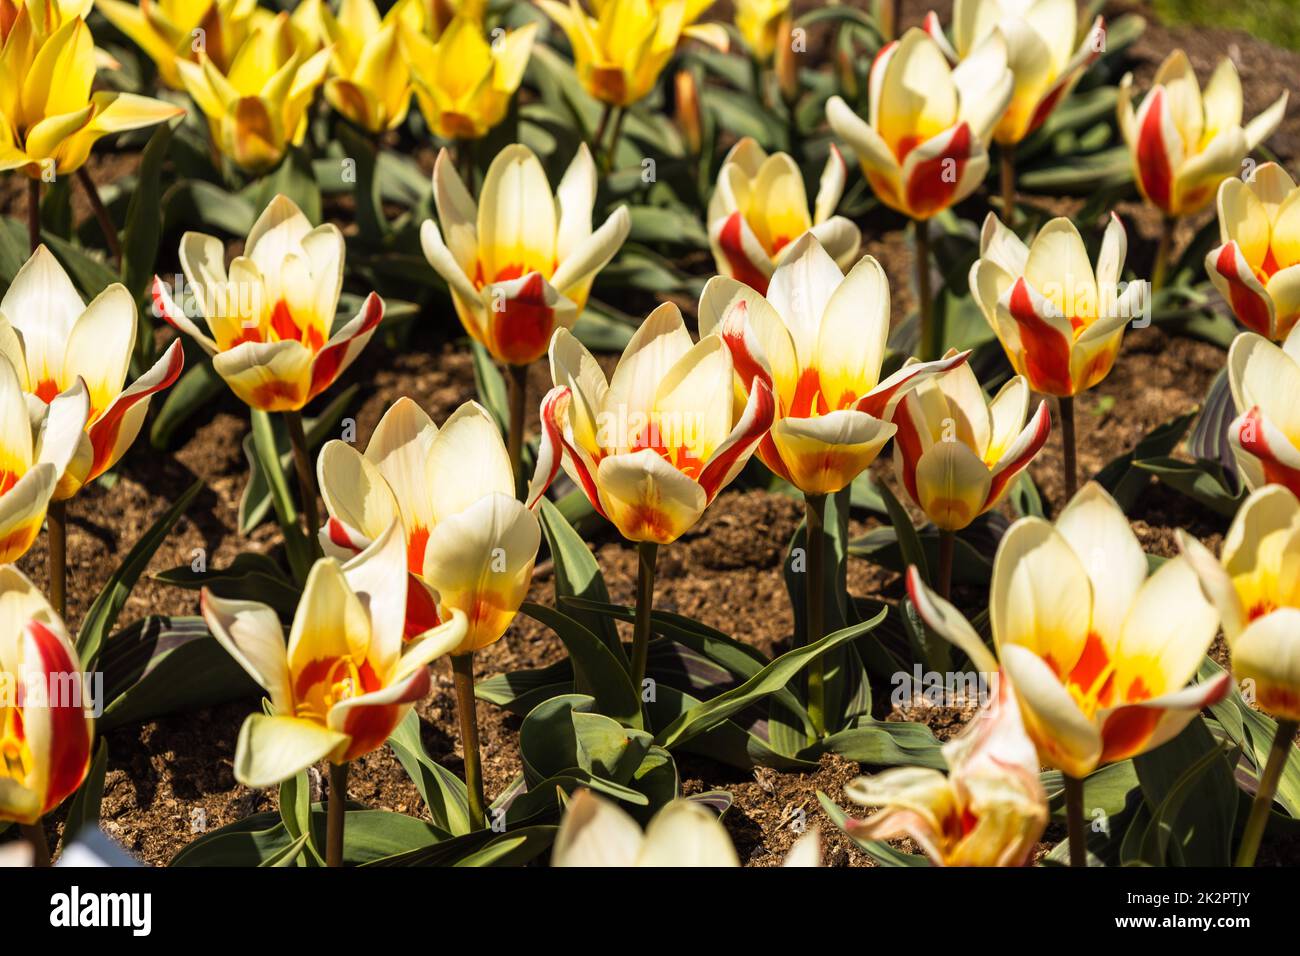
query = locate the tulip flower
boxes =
[1179,485,1300,866]
[176,12,331,174]
[203,522,467,862]
[1206,164,1300,341]
[1119,50,1287,289]
[707,137,860,295]
[403,16,537,142]
[1224,327,1300,498]
[538,301,775,693]
[841,669,1047,866]
[0,566,94,866]
[825,28,1012,359]
[909,481,1230,864]
[892,352,1050,595]
[420,143,629,482]
[970,212,1145,497]
[673,69,701,156]
[734,0,790,63]
[553,788,820,866]
[95,0,268,89]
[317,0,419,134]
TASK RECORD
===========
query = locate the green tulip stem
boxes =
[631,541,659,698]
[805,493,827,738]
[1063,773,1087,867]
[937,529,955,601]
[915,218,940,361]
[1236,719,1297,867]
[284,410,322,560]
[76,168,122,267]
[27,178,40,253]
[326,760,348,867]
[452,652,488,831]
[507,362,528,500]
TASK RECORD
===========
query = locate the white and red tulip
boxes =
[1225,326,1300,497]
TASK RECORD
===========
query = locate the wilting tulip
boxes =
[0,3,184,177]
[1119,50,1287,221]
[1224,327,1300,497]
[204,522,467,860]
[317,0,418,133]
[554,788,820,866]
[0,566,93,849]
[909,482,1229,862]
[96,0,268,89]
[1206,164,1300,341]
[892,352,1050,539]
[842,669,1047,866]
[1179,485,1300,866]
[403,16,536,141]
[176,12,330,173]
[734,0,790,63]
[707,138,860,295]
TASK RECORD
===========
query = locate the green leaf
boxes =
[820,720,945,769]
[154,551,300,619]
[538,498,624,662]
[150,356,224,449]
[626,206,709,248]
[62,739,109,842]
[1134,456,1246,518]
[1095,410,1196,512]
[258,832,311,867]
[876,479,927,581]
[278,770,322,866]
[162,179,256,236]
[77,478,203,666]
[120,122,175,303]
[470,339,509,434]
[247,409,312,582]
[367,824,556,867]
[521,602,641,727]
[387,710,472,837]
[1133,720,1237,866]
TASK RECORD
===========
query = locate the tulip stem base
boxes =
[507,362,528,499]
[605,108,627,172]
[1063,773,1087,867]
[77,169,122,266]
[20,821,51,867]
[452,652,488,831]
[631,541,659,709]
[915,218,939,361]
[937,529,955,601]
[1000,145,1016,225]
[27,178,40,253]
[805,494,827,738]
[1236,719,1297,867]
[1059,395,1078,502]
[284,410,321,560]
[326,760,348,867]
[1152,216,1176,294]
[48,499,67,619]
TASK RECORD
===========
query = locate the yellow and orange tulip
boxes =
[825,27,1012,221]
[1206,163,1300,341]
[1,246,183,502]
[538,303,775,544]
[318,399,552,654]
[176,11,330,173]
[154,194,383,413]
[924,0,1105,146]
[970,213,1145,397]
[701,234,967,496]
[910,482,1229,779]
[203,522,468,788]
[420,143,630,366]
[1118,50,1287,218]
[707,137,860,295]
[0,567,94,825]
[734,0,789,63]
[1224,326,1300,497]
[892,353,1050,532]
[1181,486,1300,721]
[316,0,418,133]
[96,0,267,89]
[0,0,184,176]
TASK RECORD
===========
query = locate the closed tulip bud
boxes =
[1207,164,1300,341]
[970,212,1145,397]
[825,28,1013,221]
[735,0,790,64]
[702,234,968,496]
[1119,50,1287,218]
[1224,326,1300,498]
[707,138,859,294]
[674,69,702,156]
[0,567,93,825]
[1,247,183,503]
[836,45,858,101]
[1180,486,1300,721]
[924,0,1105,147]
[910,482,1231,779]
[154,195,383,412]
[774,12,798,102]
[96,0,267,89]
[420,143,630,366]
[892,354,1050,532]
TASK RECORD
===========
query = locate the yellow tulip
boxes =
[420,143,630,366]
[537,302,775,544]
[317,399,553,654]
[0,567,94,825]
[825,27,1012,220]
[700,234,968,496]
[842,671,1047,866]
[1207,163,1300,341]
[203,522,468,787]
[176,12,330,173]
[707,137,860,295]
[1,247,183,502]
[95,0,268,89]
[734,0,790,63]
[1224,327,1300,498]
[318,0,418,133]
[909,482,1230,779]
[892,353,1050,532]
[421,0,487,38]
[403,15,537,141]
[154,194,384,412]
[970,213,1145,397]
[1118,50,1287,218]
[1181,486,1300,722]
[0,1,184,176]
[924,0,1105,146]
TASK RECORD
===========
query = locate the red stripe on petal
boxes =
[86,339,185,478]
[1007,279,1074,395]
[719,298,772,394]
[904,123,971,219]
[855,350,970,419]
[1214,243,1274,336]
[404,573,442,641]
[718,211,771,294]
[491,273,556,365]
[983,399,1051,508]
[1136,88,1174,212]
[1236,406,1300,495]
[326,516,366,553]
[26,621,91,815]
[309,293,383,401]
[891,398,925,505]
[538,385,606,518]
[698,378,775,500]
